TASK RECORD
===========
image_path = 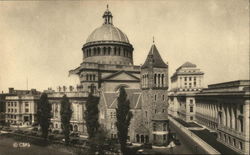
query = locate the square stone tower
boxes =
[140,43,169,145]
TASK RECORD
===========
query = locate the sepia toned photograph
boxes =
[0,0,249,155]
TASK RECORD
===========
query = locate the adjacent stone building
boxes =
[168,62,204,122]
[46,88,89,136]
[196,80,250,155]
[4,88,40,126]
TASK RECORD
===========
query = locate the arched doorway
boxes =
[136,134,140,143]
[141,135,145,143]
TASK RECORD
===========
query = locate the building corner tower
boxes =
[141,43,169,145]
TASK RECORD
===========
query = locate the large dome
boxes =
[82,6,134,65]
[86,24,129,43]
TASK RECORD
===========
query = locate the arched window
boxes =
[108,47,111,55]
[86,74,89,81]
[97,47,100,55]
[103,47,106,55]
[141,135,144,143]
[93,75,96,81]
[158,74,161,87]
[114,47,117,55]
[89,49,91,56]
[118,47,121,56]
[154,74,157,85]
[162,74,164,87]
[74,125,78,132]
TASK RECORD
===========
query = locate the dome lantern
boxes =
[103,4,113,25]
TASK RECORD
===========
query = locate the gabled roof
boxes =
[102,70,140,81]
[141,44,168,69]
[101,89,142,109]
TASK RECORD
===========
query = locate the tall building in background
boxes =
[168,62,204,122]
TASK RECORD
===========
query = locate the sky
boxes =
[0,0,249,92]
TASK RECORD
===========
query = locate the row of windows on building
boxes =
[182,77,197,81]
[7,108,29,113]
[142,74,166,88]
[6,114,16,119]
[86,74,96,81]
[84,46,132,58]
[7,102,29,107]
[180,76,199,88]
[218,132,243,150]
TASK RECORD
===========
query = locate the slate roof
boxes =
[141,44,168,69]
[102,89,142,109]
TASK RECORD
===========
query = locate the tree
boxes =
[84,91,100,151]
[116,87,133,154]
[37,93,52,139]
[60,95,73,145]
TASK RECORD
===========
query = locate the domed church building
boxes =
[69,6,169,145]
[69,6,140,93]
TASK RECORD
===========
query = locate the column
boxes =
[222,105,226,126]
[156,74,158,87]
[244,100,250,141]
[111,47,114,55]
[231,104,235,129]
[227,106,230,128]
[100,46,104,55]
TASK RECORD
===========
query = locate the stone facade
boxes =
[168,62,204,122]
[46,89,92,136]
[196,80,250,155]
[97,44,169,145]
[4,89,40,126]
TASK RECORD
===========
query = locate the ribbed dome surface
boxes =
[86,24,129,43]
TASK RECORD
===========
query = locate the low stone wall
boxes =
[169,117,220,155]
